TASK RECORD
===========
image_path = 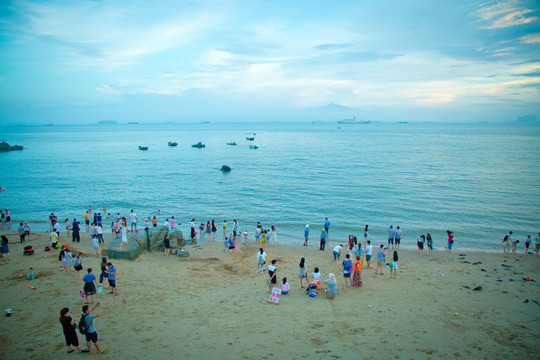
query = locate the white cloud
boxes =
[474,0,538,29]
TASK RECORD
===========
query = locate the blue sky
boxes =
[0,0,539,123]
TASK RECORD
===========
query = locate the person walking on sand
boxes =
[351,255,363,287]
[74,252,83,279]
[18,222,26,244]
[355,243,364,265]
[228,234,235,258]
[71,218,80,243]
[395,226,402,249]
[324,217,330,238]
[375,245,387,275]
[92,235,101,258]
[389,251,399,279]
[365,241,373,268]
[502,231,512,254]
[257,248,267,272]
[304,224,309,246]
[81,303,105,354]
[417,235,425,252]
[388,225,395,249]
[446,230,455,252]
[129,209,138,232]
[267,259,277,292]
[298,257,308,288]
[106,262,118,296]
[59,307,86,353]
[83,268,97,304]
[319,229,327,251]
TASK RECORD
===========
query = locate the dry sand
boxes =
[0,231,539,359]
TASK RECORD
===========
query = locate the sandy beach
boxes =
[0,230,539,359]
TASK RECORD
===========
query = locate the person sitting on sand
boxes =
[83,268,97,304]
[312,267,321,281]
[280,277,290,295]
[324,273,337,296]
[306,279,322,297]
[257,248,267,272]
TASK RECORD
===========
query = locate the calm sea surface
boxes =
[0,122,538,251]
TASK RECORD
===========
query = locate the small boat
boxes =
[168,141,178,147]
[246,137,255,141]
[139,146,149,151]
[249,145,258,149]
[192,142,205,148]
[0,188,5,191]
[227,142,237,146]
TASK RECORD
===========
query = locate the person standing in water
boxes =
[304,225,309,246]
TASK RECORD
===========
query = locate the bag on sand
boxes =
[80,288,86,298]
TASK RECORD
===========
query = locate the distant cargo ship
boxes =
[337,117,371,124]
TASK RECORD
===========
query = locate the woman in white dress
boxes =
[271,225,280,246]
[120,218,128,247]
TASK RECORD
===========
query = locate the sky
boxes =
[0,0,539,124]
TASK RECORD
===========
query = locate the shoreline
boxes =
[0,230,539,359]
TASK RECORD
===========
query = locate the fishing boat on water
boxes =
[246,137,255,141]
[168,141,178,147]
[192,142,205,148]
[249,145,258,149]
[337,116,371,124]
[139,146,149,151]
[227,142,237,145]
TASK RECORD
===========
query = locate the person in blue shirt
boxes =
[106,263,118,296]
[304,225,309,246]
[319,229,327,251]
[388,226,395,249]
[376,245,387,275]
[81,303,105,354]
[324,217,330,237]
[342,254,352,287]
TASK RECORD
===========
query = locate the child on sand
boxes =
[389,251,399,279]
[267,260,277,291]
[342,254,352,287]
[298,257,308,288]
[257,248,267,272]
[280,277,290,295]
[503,232,512,254]
[525,235,532,253]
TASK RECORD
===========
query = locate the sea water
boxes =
[0,121,538,251]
